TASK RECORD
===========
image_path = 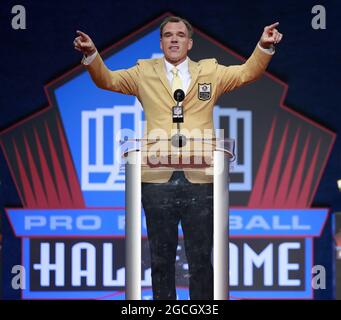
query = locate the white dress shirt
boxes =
[163,57,191,94]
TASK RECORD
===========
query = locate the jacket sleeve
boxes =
[216,44,273,94]
[84,53,140,96]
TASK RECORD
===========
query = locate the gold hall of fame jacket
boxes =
[84,44,273,183]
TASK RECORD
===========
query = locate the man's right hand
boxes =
[73,31,97,57]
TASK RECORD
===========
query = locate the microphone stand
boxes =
[172,89,186,148]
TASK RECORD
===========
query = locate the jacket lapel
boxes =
[153,59,173,99]
[186,59,199,97]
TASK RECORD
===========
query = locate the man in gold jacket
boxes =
[74,16,283,300]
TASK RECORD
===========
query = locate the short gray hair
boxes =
[160,16,193,38]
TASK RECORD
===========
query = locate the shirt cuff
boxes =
[81,50,98,65]
[257,42,275,55]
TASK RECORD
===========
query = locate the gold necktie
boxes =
[171,67,183,94]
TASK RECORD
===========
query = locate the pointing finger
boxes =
[76,30,90,41]
[268,22,279,30]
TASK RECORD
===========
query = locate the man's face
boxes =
[160,21,193,65]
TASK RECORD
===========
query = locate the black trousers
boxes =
[142,171,213,300]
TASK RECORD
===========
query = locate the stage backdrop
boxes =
[0,1,339,299]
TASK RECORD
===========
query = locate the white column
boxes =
[213,150,229,300]
[125,150,141,300]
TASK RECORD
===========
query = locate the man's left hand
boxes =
[259,22,283,49]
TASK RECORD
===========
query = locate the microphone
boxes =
[172,89,185,123]
[174,89,185,103]
[171,89,186,148]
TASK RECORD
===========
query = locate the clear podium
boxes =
[122,137,235,300]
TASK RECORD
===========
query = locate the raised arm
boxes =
[217,22,283,93]
[73,31,139,96]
